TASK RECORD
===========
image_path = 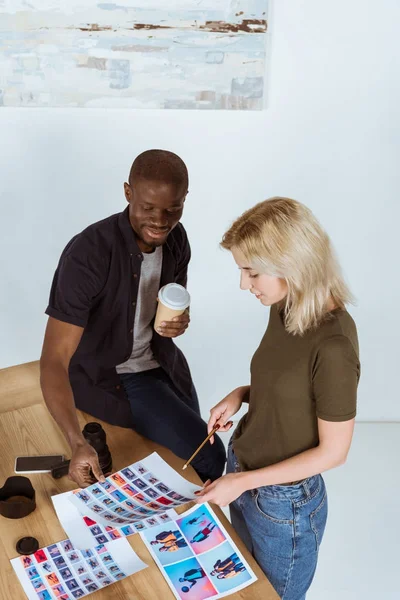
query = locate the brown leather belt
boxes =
[280,480,302,486]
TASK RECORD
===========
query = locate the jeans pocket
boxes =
[254,491,294,524]
[250,492,295,563]
[309,490,328,551]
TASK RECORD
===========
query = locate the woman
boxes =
[196,198,360,600]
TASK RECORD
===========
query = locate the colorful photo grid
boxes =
[53,491,177,552]
[53,452,201,551]
[78,510,176,547]
[11,537,147,600]
[140,503,257,600]
[69,453,198,530]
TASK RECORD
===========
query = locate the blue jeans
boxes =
[227,442,327,600]
[119,368,226,483]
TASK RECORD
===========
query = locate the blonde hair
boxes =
[221,197,354,335]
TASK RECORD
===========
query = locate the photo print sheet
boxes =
[53,488,179,550]
[53,452,200,549]
[11,537,147,600]
[140,503,257,600]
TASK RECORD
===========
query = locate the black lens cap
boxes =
[16,536,39,555]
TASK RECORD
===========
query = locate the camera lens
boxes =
[82,423,105,449]
[82,422,112,476]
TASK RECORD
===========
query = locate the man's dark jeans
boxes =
[119,368,226,482]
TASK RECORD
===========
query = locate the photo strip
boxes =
[53,485,179,550]
[140,503,257,599]
[68,452,199,527]
[52,452,201,549]
[11,537,147,600]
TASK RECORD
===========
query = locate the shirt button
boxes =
[116,385,121,390]
[129,328,133,333]
[132,301,136,307]
[133,274,138,279]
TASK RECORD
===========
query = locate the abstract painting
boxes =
[0,0,268,109]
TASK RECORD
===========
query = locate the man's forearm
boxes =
[40,361,85,449]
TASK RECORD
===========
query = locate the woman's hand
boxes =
[208,387,248,444]
[195,473,248,507]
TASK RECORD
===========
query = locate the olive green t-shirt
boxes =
[233,304,360,472]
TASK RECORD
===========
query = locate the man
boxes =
[159,538,188,553]
[190,522,217,544]
[211,552,240,574]
[179,567,207,592]
[210,553,245,578]
[40,149,225,488]
[150,529,188,553]
[186,512,206,526]
[216,563,246,579]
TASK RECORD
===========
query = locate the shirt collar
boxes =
[117,206,142,256]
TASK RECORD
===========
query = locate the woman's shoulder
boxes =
[315,308,359,358]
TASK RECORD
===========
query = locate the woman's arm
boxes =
[197,418,354,507]
[198,335,359,506]
[241,417,355,489]
[243,334,358,487]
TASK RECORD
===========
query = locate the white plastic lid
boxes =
[158,283,191,311]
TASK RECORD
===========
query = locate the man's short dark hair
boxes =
[129,149,189,190]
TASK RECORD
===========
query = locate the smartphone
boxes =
[14,455,64,474]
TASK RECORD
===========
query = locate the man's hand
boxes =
[68,441,105,488]
[156,309,190,338]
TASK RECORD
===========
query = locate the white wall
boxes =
[1,0,399,420]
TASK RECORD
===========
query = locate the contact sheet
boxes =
[11,453,254,600]
[141,503,257,599]
[11,537,147,600]
[52,452,201,549]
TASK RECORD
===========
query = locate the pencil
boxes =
[183,421,236,471]
[182,425,220,471]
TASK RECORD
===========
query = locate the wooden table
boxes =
[0,361,278,600]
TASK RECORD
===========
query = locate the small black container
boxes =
[0,476,36,519]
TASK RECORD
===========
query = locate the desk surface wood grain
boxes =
[0,361,279,600]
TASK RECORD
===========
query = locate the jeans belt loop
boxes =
[302,479,310,497]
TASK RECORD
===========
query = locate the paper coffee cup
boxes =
[154,283,191,330]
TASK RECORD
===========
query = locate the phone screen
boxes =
[15,455,64,472]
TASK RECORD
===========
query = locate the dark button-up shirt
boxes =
[45,207,193,427]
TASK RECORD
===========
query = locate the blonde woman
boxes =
[196,198,360,600]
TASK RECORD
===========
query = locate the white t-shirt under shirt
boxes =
[116,246,162,374]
